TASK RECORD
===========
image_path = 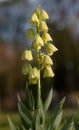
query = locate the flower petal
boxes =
[21,50,33,61]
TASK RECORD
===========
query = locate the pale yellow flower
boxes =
[42,32,53,43]
[44,66,54,78]
[29,67,39,84]
[46,43,58,56]
[38,21,48,32]
[26,28,35,38]
[43,55,53,66]
[30,13,39,26]
[39,53,45,64]
[33,6,41,17]
[32,34,44,50]
[40,10,49,20]
[21,50,33,61]
[22,63,32,75]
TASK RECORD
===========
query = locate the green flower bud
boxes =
[40,10,49,20]
[32,34,44,50]
[21,50,33,61]
[29,67,39,84]
[26,28,35,38]
[44,66,54,78]
[38,21,48,32]
[46,43,58,56]
[42,32,53,43]
[30,13,39,26]
[22,63,32,75]
[43,55,53,66]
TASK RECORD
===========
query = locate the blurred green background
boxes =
[0,0,79,120]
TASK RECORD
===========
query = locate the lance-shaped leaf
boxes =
[36,97,45,130]
[47,97,65,130]
[20,116,30,130]
[61,115,74,130]
[18,95,33,125]
[25,82,35,111]
[44,88,53,113]
[7,116,17,130]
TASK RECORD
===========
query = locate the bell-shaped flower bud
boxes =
[29,67,39,84]
[38,21,48,32]
[43,66,54,78]
[43,55,53,66]
[32,34,44,50]
[42,32,53,43]
[40,10,49,20]
[22,63,32,75]
[46,43,58,56]
[21,50,33,61]
[26,28,35,38]
[30,12,39,26]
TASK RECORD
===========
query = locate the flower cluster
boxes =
[22,6,58,85]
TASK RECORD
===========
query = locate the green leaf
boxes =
[18,95,33,125]
[47,97,65,130]
[61,116,74,130]
[36,112,45,130]
[25,83,35,111]
[36,97,45,130]
[20,116,30,130]
[44,88,53,113]
[51,110,63,130]
[7,115,17,130]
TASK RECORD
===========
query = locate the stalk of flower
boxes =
[22,6,58,110]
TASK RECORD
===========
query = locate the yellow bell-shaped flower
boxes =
[38,21,48,32]
[46,43,58,56]
[22,63,32,75]
[29,67,39,84]
[44,65,54,78]
[21,50,33,61]
[32,34,44,50]
[30,12,39,26]
[42,32,53,43]
[40,9,49,20]
[43,55,53,66]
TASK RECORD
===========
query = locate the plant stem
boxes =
[37,70,41,109]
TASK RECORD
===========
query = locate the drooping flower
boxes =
[26,28,35,38]
[46,43,58,56]
[30,12,39,26]
[43,65,54,78]
[39,9,49,20]
[21,50,33,61]
[22,63,32,75]
[38,21,48,32]
[42,32,53,43]
[29,67,39,84]
[32,34,44,50]
[43,55,53,66]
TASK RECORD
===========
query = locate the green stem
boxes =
[37,70,41,109]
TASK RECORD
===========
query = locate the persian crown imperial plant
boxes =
[8,6,75,130]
